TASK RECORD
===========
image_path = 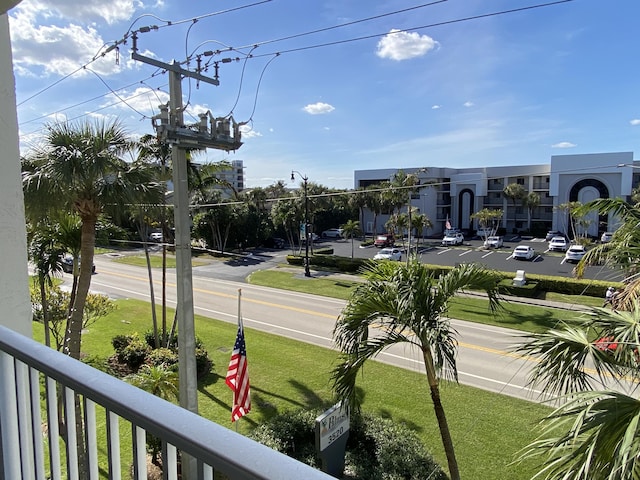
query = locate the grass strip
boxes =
[34,298,550,479]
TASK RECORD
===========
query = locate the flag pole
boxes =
[236,288,241,433]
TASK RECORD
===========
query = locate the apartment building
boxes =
[354,152,639,237]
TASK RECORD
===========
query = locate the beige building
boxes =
[354,152,638,238]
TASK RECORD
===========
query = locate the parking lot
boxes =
[321,236,623,283]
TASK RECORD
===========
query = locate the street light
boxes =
[291,170,311,277]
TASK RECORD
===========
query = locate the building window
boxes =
[515,207,523,214]
[516,178,525,185]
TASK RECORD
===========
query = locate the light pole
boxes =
[291,171,311,277]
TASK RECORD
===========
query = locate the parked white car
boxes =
[373,247,402,261]
[601,232,613,243]
[548,236,568,252]
[483,236,504,248]
[512,245,536,261]
[442,232,464,246]
[565,245,587,263]
[321,228,343,238]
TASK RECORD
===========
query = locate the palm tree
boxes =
[22,119,161,359]
[514,303,640,479]
[503,183,527,228]
[573,197,640,308]
[27,222,66,348]
[332,260,502,480]
[340,219,361,258]
[523,192,540,231]
[127,364,179,464]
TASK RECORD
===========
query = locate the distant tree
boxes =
[340,219,361,259]
[503,183,527,224]
[523,192,540,231]
[470,208,503,240]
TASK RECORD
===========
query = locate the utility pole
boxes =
[132,34,243,479]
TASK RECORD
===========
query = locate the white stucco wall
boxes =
[0,12,32,337]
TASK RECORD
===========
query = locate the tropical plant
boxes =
[332,259,502,480]
[573,198,640,309]
[503,183,527,224]
[22,119,162,360]
[514,303,640,479]
[127,364,179,464]
[340,219,361,259]
[471,208,503,239]
[524,192,541,231]
[27,223,66,347]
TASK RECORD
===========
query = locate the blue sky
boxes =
[9,0,640,189]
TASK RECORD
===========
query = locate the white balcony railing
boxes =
[0,325,333,480]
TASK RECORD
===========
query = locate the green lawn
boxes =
[112,253,213,268]
[34,298,551,479]
[248,268,598,334]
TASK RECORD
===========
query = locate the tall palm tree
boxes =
[27,222,66,348]
[503,182,527,227]
[22,119,161,359]
[515,303,640,479]
[332,260,502,480]
[340,219,361,258]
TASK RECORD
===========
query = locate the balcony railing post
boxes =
[0,351,21,480]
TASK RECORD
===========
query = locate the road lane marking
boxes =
[92,269,338,319]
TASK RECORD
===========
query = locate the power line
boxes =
[245,0,574,59]
[15,0,575,139]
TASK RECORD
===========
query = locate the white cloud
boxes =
[303,102,335,115]
[376,29,438,61]
[14,0,138,25]
[240,125,262,139]
[630,119,640,126]
[104,87,170,116]
[9,0,143,77]
[463,101,474,108]
[551,141,576,148]
[431,105,441,109]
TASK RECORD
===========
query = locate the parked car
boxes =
[148,231,163,242]
[483,236,504,248]
[373,247,402,261]
[476,227,493,238]
[301,233,320,244]
[564,245,586,263]
[545,230,565,241]
[374,234,395,248]
[441,232,464,246]
[548,236,568,252]
[321,228,343,238]
[264,237,285,249]
[61,254,96,274]
[512,245,535,261]
[601,232,614,243]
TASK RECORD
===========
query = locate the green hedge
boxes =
[286,255,623,298]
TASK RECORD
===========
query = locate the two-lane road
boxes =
[88,255,547,403]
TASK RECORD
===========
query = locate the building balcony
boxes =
[0,325,332,480]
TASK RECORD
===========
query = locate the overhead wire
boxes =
[16,0,575,140]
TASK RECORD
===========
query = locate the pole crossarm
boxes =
[131,52,220,86]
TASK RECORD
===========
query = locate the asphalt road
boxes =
[86,255,554,403]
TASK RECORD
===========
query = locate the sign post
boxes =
[315,402,350,477]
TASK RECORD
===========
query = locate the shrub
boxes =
[117,334,150,370]
[146,347,178,370]
[249,409,447,479]
[111,334,131,353]
[195,347,213,379]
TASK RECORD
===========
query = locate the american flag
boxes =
[226,322,251,422]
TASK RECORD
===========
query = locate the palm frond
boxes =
[518,391,640,480]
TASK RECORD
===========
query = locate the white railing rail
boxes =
[0,325,332,480]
